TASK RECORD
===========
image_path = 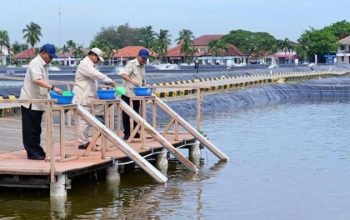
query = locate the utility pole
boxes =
[58,0,62,47]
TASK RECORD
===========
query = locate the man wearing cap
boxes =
[119,48,149,140]
[20,43,62,160]
[72,48,117,149]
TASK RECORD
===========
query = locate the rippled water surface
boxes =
[1,101,350,219]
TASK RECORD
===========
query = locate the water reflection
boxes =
[1,102,350,219]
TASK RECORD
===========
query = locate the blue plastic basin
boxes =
[97,89,116,99]
[50,91,74,104]
[134,87,152,96]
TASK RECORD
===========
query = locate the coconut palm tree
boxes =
[208,40,229,65]
[62,40,78,65]
[152,29,171,63]
[74,44,84,59]
[140,26,156,49]
[0,30,10,65]
[208,40,229,56]
[22,22,42,48]
[176,29,195,63]
[62,45,70,56]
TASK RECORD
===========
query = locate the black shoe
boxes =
[123,133,140,140]
[28,152,46,160]
[79,142,90,149]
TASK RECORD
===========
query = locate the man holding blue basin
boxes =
[119,48,149,140]
[20,44,62,160]
[72,48,117,149]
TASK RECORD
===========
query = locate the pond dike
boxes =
[1,65,350,119]
[155,76,350,122]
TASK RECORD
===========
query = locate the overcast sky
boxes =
[0,0,348,48]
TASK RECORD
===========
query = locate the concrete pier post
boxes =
[156,148,168,173]
[50,196,67,219]
[50,174,67,198]
[189,140,201,167]
[107,164,121,186]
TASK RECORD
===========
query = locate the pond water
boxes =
[0,101,349,219]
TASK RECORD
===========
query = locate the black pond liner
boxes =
[153,77,350,122]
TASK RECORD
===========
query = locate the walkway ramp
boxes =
[154,96,229,161]
[76,105,167,183]
[118,100,198,172]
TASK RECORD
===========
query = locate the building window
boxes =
[340,45,345,50]
[341,56,344,62]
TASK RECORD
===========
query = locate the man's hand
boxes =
[110,81,117,87]
[54,86,62,94]
[133,80,142,87]
[105,81,117,87]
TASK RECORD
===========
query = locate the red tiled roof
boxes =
[192,35,223,46]
[167,43,246,57]
[113,46,154,58]
[167,44,208,57]
[166,45,182,57]
[12,48,36,59]
[57,51,75,58]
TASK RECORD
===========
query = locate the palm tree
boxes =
[22,22,42,48]
[152,29,171,63]
[62,45,70,56]
[208,40,229,65]
[208,40,229,56]
[176,29,195,63]
[140,26,156,48]
[62,40,78,65]
[0,30,10,65]
[74,45,84,59]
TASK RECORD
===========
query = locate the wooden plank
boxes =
[45,101,56,183]
[0,132,194,175]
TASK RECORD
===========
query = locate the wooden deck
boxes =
[0,91,228,194]
[0,117,194,177]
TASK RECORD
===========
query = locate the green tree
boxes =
[139,26,156,48]
[11,41,28,54]
[223,29,254,54]
[208,40,229,56]
[22,22,42,48]
[323,20,350,40]
[276,38,296,51]
[66,40,76,50]
[152,29,171,62]
[254,32,278,55]
[74,44,84,59]
[223,29,278,56]
[176,29,195,62]
[93,23,142,49]
[62,40,76,60]
[296,28,338,62]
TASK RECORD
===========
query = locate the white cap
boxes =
[90,47,105,62]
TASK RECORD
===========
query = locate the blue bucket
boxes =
[97,89,116,99]
[50,91,74,104]
[134,87,152,96]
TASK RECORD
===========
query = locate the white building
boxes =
[0,43,10,66]
[336,36,350,64]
